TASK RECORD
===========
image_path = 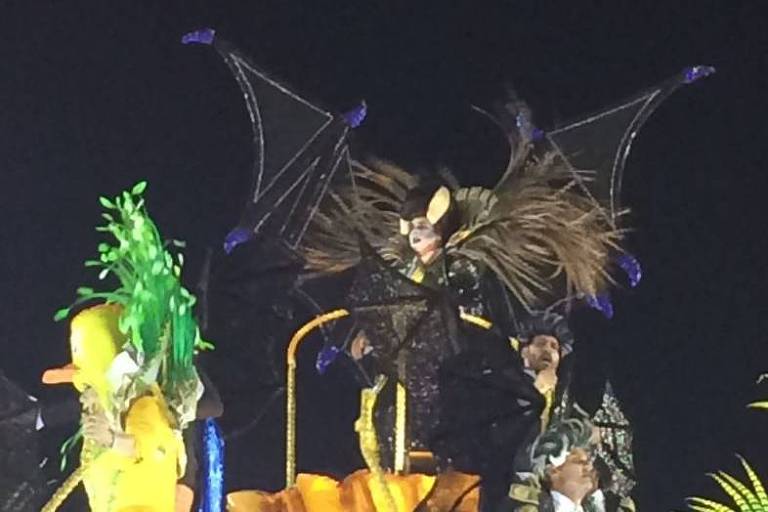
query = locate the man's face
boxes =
[548,448,598,501]
[521,334,561,373]
[408,217,442,258]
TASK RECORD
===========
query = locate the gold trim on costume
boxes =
[458,311,493,330]
[355,376,398,512]
[540,389,555,432]
[394,381,408,473]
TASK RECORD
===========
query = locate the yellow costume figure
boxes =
[40,183,207,512]
[44,304,182,512]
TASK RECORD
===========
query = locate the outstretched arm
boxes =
[82,409,136,457]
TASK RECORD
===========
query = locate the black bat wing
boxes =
[545,66,714,220]
[182,29,365,487]
[183,28,364,254]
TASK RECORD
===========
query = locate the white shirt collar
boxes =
[551,490,606,512]
[551,491,583,512]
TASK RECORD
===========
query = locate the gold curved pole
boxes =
[284,308,492,488]
[285,308,350,488]
[40,463,89,512]
[41,440,100,512]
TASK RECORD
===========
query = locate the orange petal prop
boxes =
[42,363,77,385]
[227,470,480,512]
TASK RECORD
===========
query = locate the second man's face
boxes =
[522,334,561,373]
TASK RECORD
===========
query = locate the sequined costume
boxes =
[304,139,629,483]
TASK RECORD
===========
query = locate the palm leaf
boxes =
[738,456,768,508]
[748,373,768,410]
[716,471,761,510]
[689,458,768,512]
[708,472,751,510]
[687,496,737,512]
[747,401,768,410]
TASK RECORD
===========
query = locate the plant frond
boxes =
[687,496,737,512]
[716,471,761,510]
[708,472,751,510]
[737,456,768,507]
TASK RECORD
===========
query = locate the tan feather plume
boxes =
[450,152,624,310]
[301,159,416,272]
[302,153,625,312]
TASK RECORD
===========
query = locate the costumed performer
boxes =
[42,183,209,512]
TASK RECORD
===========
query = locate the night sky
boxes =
[2,1,767,510]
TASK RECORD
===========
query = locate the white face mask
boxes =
[408,217,442,258]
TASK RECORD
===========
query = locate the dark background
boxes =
[1,1,767,510]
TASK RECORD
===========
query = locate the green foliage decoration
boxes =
[54,181,210,393]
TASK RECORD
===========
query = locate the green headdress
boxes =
[56,181,211,427]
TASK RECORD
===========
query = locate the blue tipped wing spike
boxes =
[683,65,716,84]
[315,345,341,375]
[343,101,367,128]
[617,253,642,288]
[587,293,615,319]
[181,28,216,46]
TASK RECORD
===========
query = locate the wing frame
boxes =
[545,66,715,220]
[182,29,365,253]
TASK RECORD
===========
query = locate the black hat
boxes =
[517,312,574,355]
[399,181,461,240]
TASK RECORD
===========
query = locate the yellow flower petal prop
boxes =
[226,470,480,512]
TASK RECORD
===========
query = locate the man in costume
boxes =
[504,416,635,512]
[507,417,599,512]
[432,311,575,511]
[516,313,576,433]
[41,183,209,512]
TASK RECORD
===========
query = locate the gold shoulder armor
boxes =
[508,483,540,504]
[620,496,637,511]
